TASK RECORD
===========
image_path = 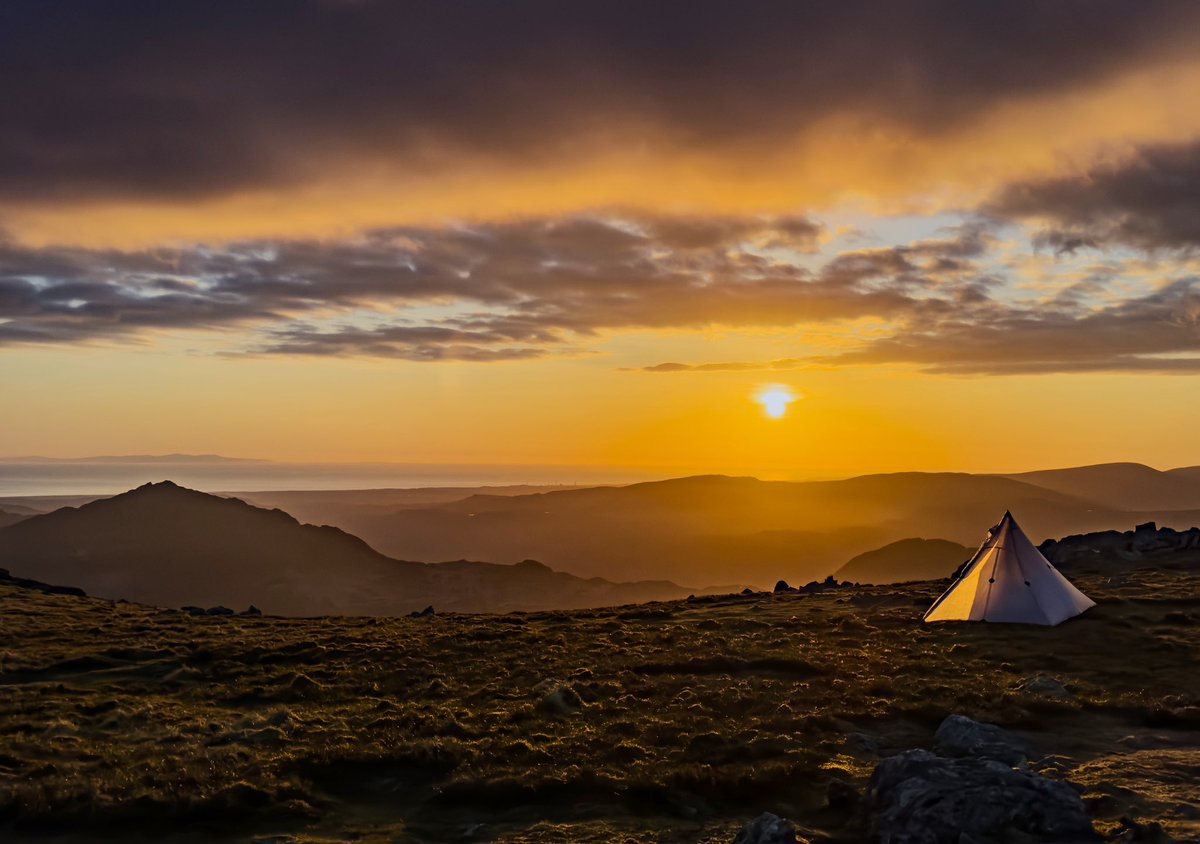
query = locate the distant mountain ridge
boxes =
[318,468,1198,586]
[0,482,703,616]
[5,461,1200,592]
[1001,462,1200,511]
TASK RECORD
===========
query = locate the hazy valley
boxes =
[6,462,1200,607]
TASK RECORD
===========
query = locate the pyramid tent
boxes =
[924,511,1095,626]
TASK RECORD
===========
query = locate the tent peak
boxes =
[924,512,1095,626]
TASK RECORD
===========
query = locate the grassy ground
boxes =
[1,566,1197,843]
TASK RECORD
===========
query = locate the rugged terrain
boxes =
[1,557,1196,842]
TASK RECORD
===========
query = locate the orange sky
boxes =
[4,3,1200,476]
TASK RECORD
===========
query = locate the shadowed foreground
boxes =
[1,567,1197,842]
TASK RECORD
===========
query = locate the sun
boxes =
[754,385,798,419]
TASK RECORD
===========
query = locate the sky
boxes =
[4,1,1200,478]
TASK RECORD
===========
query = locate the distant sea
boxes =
[0,460,667,497]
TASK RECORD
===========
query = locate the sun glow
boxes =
[755,385,797,419]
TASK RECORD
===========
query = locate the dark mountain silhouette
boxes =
[1003,462,1200,511]
[1167,465,1200,482]
[0,482,701,615]
[0,509,26,529]
[311,472,1166,586]
[833,538,972,585]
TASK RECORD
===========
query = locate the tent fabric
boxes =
[923,511,1095,626]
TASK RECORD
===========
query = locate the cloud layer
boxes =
[5,209,1198,374]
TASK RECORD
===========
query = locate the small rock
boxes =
[934,714,1026,766]
[240,605,262,617]
[733,811,798,844]
[845,731,882,757]
[410,605,436,617]
[533,678,582,715]
[206,606,234,616]
[774,580,793,593]
[741,587,756,595]
[538,687,582,715]
[1017,675,1072,699]
[182,605,207,616]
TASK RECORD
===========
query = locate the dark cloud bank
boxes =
[2,0,1199,201]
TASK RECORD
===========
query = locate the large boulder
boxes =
[866,749,1094,844]
[733,812,799,844]
[933,714,1026,766]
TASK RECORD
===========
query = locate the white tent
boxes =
[924,511,1095,626]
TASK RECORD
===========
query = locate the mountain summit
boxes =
[0,483,696,615]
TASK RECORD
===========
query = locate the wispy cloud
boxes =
[5,208,1199,375]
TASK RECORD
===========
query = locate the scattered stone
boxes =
[845,731,882,757]
[1017,675,1073,699]
[866,749,1093,844]
[532,678,582,715]
[934,714,1026,766]
[538,686,582,715]
[733,811,799,844]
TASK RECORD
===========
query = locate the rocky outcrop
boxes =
[799,575,855,594]
[733,812,799,844]
[866,749,1094,844]
[1040,522,1200,570]
[933,715,1026,766]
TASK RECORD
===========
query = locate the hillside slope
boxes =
[0,482,698,615]
[833,538,972,585]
